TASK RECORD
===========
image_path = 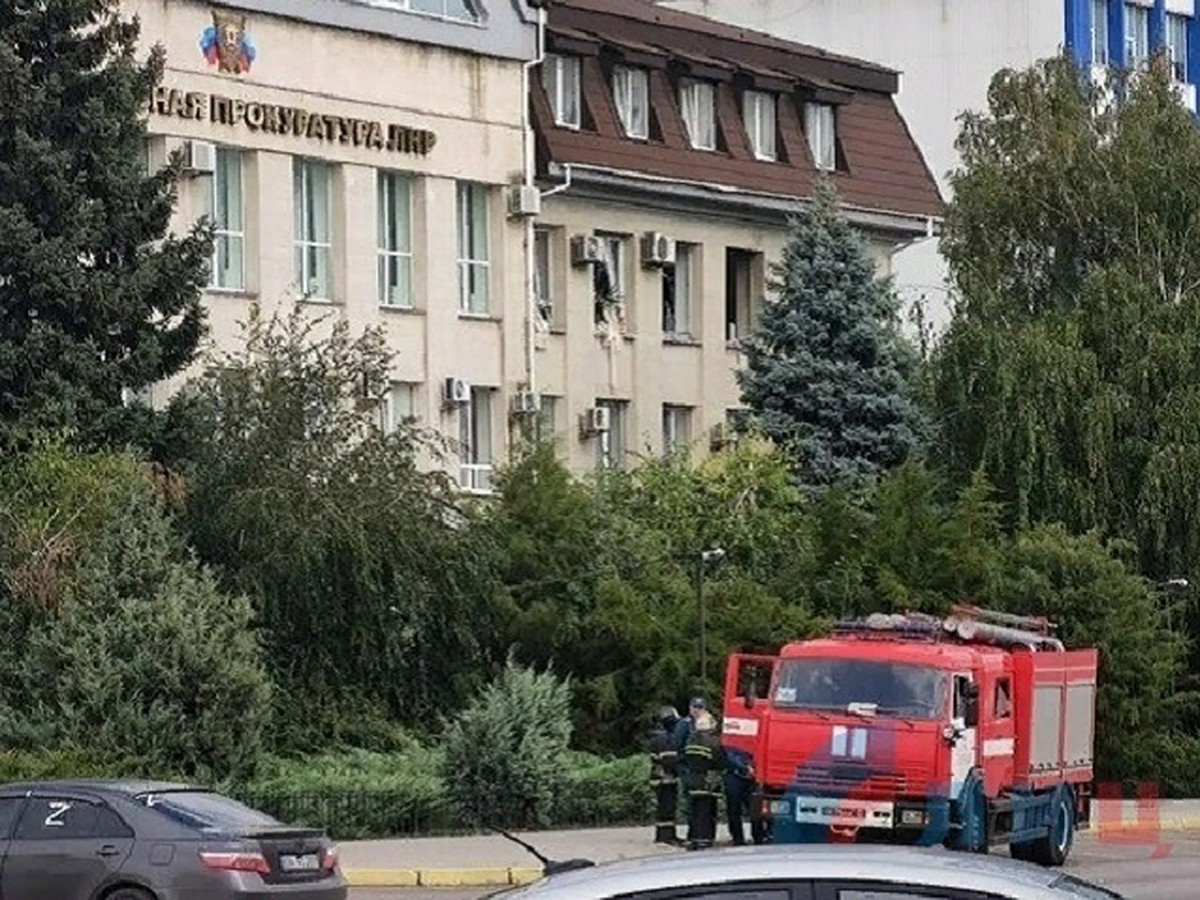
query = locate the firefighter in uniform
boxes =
[681,711,724,850]
[648,706,681,844]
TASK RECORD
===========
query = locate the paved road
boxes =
[350,833,1200,900]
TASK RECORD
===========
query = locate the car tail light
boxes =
[322,845,339,871]
[199,849,271,874]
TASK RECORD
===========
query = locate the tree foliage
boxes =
[0,0,210,452]
[173,306,504,750]
[0,444,272,779]
[739,180,920,490]
[441,660,573,829]
[933,54,1200,584]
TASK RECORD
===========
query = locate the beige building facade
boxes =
[134,0,941,489]
[133,0,540,491]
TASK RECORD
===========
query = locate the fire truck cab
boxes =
[722,606,1098,866]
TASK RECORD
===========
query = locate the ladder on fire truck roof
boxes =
[834,604,1065,652]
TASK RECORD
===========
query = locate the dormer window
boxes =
[543,54,581,129]
[679,78,716,150]
[742,90,776,161]
[613,65,650,139]
[804,102,836,171]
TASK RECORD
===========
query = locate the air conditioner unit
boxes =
[507,184,542,218]
[570,234,603,266]
[443,377,471,405]
[511,390,542,415]
[182,139,217,176]
[640,231,677,267]
[580,406,611,435]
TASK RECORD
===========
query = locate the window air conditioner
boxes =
[511,390,542,415]
[507,184,542,218]
[570,234,603,266]
[581,406,611,434]
[443,377,471,405]
[640,231,677,267]
[182,139,217,176]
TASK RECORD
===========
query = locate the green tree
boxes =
[0,444,272,779]
[0,0,211,451]
[738,181,920,491]
[441,660,573,829]
[932,54,1200,584]
[174,306,503,750]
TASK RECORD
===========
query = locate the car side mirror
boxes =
[964,684,980,728]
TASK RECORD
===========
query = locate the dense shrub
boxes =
[441,661,573,829]
[0,445,273,780]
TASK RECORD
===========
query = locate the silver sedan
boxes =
[494,844,1125,900]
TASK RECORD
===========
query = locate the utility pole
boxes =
[697,548,725,687]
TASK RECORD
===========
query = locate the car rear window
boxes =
[135,791,281,833]
[1050,874,1128,898]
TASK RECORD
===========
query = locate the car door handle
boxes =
[96,845,121,858]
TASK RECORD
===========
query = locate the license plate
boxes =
[821,805,866,819]
[279,853,321,872]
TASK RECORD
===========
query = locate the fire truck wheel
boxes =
[1030,788,1075,867]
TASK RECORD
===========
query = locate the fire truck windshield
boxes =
[772,657,949,719]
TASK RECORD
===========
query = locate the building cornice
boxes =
[542,163,941,242]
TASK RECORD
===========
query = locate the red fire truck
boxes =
[721,606,1098,865]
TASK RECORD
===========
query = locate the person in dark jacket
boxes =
[722,745,766,846]
[648,706,681,844]
[681,711,724,850]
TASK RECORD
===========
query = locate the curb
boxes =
[342,820,1200,889]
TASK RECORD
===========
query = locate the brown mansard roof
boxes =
[533,0,943,221]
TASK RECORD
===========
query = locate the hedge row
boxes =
[231,749,653,840]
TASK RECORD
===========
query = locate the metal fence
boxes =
[232,786,655,841]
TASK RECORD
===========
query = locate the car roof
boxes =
[0,779,196,797]
[499,845,1091,900]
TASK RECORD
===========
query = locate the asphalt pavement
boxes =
[348,831,1200,900]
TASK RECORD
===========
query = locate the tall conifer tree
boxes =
[0,0,210,449]
[739,181,919,490]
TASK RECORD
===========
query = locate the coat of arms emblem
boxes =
[200,9,257,75]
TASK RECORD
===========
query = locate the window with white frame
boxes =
[1168,13,1189,82]
[613,65,650,139]
[380,382,418,434]
[458,386,493,492]
[537,394,557,442]
[804,102,837,171]
[1125,2,1149,69]
[679,78,716,150]
[593,234,625,325]
[1091,0,1109,66]
[595,398,628,469]
[662,242,695,337]
[534,227,554,324]
[662,405,693,456]
[375,0,479,22]
[542,55,582,129]
[457,181,490,315]
[377,170,413,307]
[293,158,332,299]
[743,90,777,161]
[206,147,244,291]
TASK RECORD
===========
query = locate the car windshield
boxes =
[134,790,280,834]
[773,657,948,719]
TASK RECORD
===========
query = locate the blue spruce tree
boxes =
[738,180,919,490]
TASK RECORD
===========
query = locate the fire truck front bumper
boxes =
[757,793,953,846]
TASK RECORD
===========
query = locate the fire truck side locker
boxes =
[998,647,1098,863]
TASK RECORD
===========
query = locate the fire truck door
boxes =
[949,673,979,797]
[722,654,777,757]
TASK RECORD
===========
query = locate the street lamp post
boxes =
[697,548,725,688]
